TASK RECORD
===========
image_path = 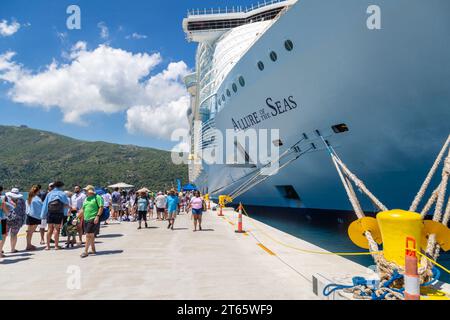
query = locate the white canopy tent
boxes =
[108,182,135,189]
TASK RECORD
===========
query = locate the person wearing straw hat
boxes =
[40,181,70,250]
[5,188,27,253]
[135,190,149,229]
[78,185,104,258]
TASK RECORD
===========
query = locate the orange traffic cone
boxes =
[404,237,420,300]
[235,203,245,234]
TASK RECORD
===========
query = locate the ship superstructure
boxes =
[183,0,450,212]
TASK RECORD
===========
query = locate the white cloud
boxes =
[126,32,148,40]
[0,19,20,37]
[97,22,109,40]
[0,44,190,140]
[126,94,190,139]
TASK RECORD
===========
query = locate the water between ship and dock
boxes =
[244,205,450,284]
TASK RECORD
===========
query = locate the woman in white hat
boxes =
[5,188,26,253]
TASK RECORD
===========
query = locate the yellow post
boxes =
[377,210,423,267]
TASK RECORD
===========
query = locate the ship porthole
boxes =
[222,95,225,102]
[257,61,265,71]
[232,83,238,93]
[226,89,231,97]
[270,51,278,62]
[239,76,245,87]
[284,40,294,51]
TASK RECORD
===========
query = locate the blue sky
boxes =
[0,0,258,150]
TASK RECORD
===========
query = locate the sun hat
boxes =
[84,185,95,193]
[6,188,23,199]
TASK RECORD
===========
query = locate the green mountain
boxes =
[0,125,188,191]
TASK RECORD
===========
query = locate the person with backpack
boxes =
[78,185,104,258]
[40,181,70,250]
[135,191,149,229]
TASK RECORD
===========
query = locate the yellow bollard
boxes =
[377,210,423,267]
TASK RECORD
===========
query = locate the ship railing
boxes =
[187,0,287,17]
[232,3,291,67]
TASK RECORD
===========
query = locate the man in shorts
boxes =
[78,185,104,258]
[166,189,179,230]
[155,192,166,221]
[99,188,112,232]
[40,181,70,250]
[70,185,86,246]
[111,187,121,221]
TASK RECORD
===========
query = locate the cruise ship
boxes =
[182,0,450,213]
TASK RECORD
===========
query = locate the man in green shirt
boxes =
[78,185,104,258]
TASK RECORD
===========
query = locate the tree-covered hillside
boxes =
[0,125,188,191]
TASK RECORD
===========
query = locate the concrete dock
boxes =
[1,208,446,300]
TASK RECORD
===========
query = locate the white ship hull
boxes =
[185,0,450,212]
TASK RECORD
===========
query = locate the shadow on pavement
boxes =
[172,228,189,231]
[1,257,32,264]
[95,250,124,256]
[96,234,123,239]
[199,229,215,232]
[7,252,34,257]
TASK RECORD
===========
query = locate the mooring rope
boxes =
[410,135,450,212]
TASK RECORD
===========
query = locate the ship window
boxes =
[234,141,254,165]
[332,123,349,134]
[270,51,278,62]
[232,83,238,93]
[226,89,231,97]
[285,40,294,51]
[239,76,245,87]
[222,95,225,102]
[273,139,283,147]
[257,61,265,71]
[276,185,300,200]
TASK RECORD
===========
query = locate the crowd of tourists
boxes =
[0,182,207,259]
